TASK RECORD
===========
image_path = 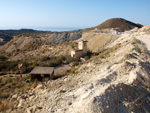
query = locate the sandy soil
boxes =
[5,27,150,113]
[136,34,150,51]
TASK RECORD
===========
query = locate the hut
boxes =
[30,67,54,80]
[71,40,88,60]
[71,49,83,60]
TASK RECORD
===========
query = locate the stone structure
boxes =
[30,67,54,81]
[71,40,88,60]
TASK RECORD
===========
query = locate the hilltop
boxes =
[83,18,143,32]
[96,18,143,30]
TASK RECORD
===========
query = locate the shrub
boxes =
[0,100,15,112]
[72,62,79,66]
[84,50,94,60]
[133,45,141,53]
[40,56,50,62]
[70,66,79,75]
[0,61,18,72]
[22,62,33,73]
[32,60,37,67]
[99,55,105,59]
[39,55,75,67]
[48,60,57,67]
[56,55,66,61]
[0,75,38,100]
[65,55,75,63]
[0,55,7,61]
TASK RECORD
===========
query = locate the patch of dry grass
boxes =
[0,75,38,112]
[0,76,38,99]
[98,43,121,59]
[0,100,15,112]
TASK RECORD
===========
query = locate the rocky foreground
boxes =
[5,26,150,113]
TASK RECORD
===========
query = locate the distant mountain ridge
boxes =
[0,29,49,42]
[0,18,143,46]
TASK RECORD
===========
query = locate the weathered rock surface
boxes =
[0,31,81,61]
[8,26,150,113]
[46,32,82,44]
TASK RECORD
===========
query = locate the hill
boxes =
[3,25,150,113]
[0,29,49,44]
[0,18,145,62]
[0,31,82,61]
[83,18,143,32]
[0,18,143,44]
[96,18,143,31]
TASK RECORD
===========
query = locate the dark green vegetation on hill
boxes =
[83,18,143,32]
[96,18,143,31]
[0,54,78,112]
[0,54,75,75]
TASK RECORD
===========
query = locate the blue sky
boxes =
[0,0,150,30]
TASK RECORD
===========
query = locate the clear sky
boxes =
[0,0,150,30]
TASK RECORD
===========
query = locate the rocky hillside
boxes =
[5,26,150,113]
[0,29,48,44]
[79,28,119,52]
[139,25,150,34]
[0,31,82,52]
[0,31,81,61]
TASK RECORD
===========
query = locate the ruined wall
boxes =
[78,41,88,55]
[71,50,83,60]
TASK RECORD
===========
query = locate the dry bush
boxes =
[0,76,38,112]
[0,100,15,112]
[0,55,7,61]
[132,38,148,54]
[97,43,121,59]
[39,55,75,67]
[0,76,38,100]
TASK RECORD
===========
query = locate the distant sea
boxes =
[32,27,84,32]
[0,27,85,32]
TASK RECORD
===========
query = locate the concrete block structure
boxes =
[71,40,88,60]
[30,67,54,81]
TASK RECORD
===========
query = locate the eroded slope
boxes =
[9,27,150,113]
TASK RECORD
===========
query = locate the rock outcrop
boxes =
[46,32,82,44]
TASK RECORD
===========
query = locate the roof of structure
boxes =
[71,49,83,52]
[30,67,54,75]
[80,40,88,42]
[74,49,83,52]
